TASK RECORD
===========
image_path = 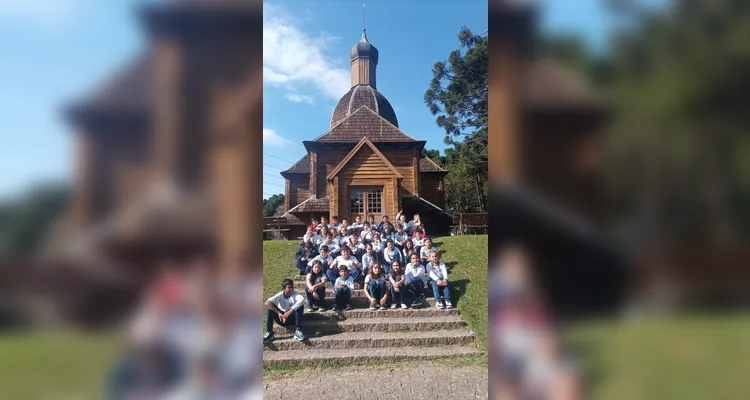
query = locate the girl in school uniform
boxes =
[305,260,327,312]
[388,260,415,309]
[426,250,453,309]
[361,243,377,277]
[407,213,422,234]
[412,230,426,256]
[402,240,416,261]
[360,222,375,244]
[405,253,426,307]
[419,237,436,266]
[370,232,385,262]
[364,262,388,310]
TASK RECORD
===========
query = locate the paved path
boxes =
[264,361,488,399]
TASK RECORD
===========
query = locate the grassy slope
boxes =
[565,315,750,400]
[262,236,489,349]
[0,331,120,399]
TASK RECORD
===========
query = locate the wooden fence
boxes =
[450,213,488,235]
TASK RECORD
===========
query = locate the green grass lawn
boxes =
[565,314,750,400]
[262,235,489,349]
[0,330,120,399]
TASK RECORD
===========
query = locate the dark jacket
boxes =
[295,246,319,262]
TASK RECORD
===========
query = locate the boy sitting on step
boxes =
[264,279,306,343]
[332,266,355,312]
[364,262,388,310]
[426,250,453,309]
[327,247,362,285]
[383,239,402,272]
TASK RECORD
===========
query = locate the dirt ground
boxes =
[263,360,488,399]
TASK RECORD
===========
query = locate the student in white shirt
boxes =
[350,215,363,233]
[383,239,402,273]
[307,245,333,274]
[337,227,349,248]
[370,232,384,260]
[327,247,362,285]
[305,261,328,312]
[361,243,377,276]
[315,226,330,247]
[402,240,416,261]
[264,279,306,342]
[332,266,355,312]
[388,260,415,309]
[395,211,408,232]
[346,234,366,261]
[419,237,436,266]
[317,216,330,232]
[320,234,340,258]
[405,253,426,307]
[360,222,375,243]
[412,229,426,255]
[302,227,315,245]
[426,251,453,309]
[407,213,422,234]
[364,263,388,310]
[330,215,342,233]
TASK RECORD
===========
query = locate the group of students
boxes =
[264,212,454,343]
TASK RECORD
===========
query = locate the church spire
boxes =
[349,6,379,89]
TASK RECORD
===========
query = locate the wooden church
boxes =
[280,28,451,231]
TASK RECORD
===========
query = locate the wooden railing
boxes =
[450,213,488,235]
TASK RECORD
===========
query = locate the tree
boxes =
[262,194,285,217]
[424,27,488,212]
[0,182,69,259]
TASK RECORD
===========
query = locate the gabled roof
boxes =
[419,157,447,173]
[327,137,403,180]
[312,106,422,144]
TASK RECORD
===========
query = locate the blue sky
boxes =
[0,0,621,200]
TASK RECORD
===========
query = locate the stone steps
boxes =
[264,329,475,351]
[304,306,458,320]
[272,315,466,335]
[263,345,483,367]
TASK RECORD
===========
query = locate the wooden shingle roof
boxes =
[281,153,310,175]
[314,106,420,143]
[288,197,330,213]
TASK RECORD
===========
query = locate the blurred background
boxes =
[0,0,263,398]
[488,0,750,399]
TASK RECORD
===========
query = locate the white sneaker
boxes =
[369,304,376,310]
[390,304,397,309]
[436,301,444,309]
[400,303,408,309]
[445,302,453,309]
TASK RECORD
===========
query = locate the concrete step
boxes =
[303,305,459,320]
[272,315,466,335]
[263,345,483,367]
[264,329,475,351]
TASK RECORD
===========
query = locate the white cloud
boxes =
[0,0,81,26]
[263,128,292,147]
[286,93,315,104]
[263,3,349,102]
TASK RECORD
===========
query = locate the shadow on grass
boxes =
[447,278,471,306]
